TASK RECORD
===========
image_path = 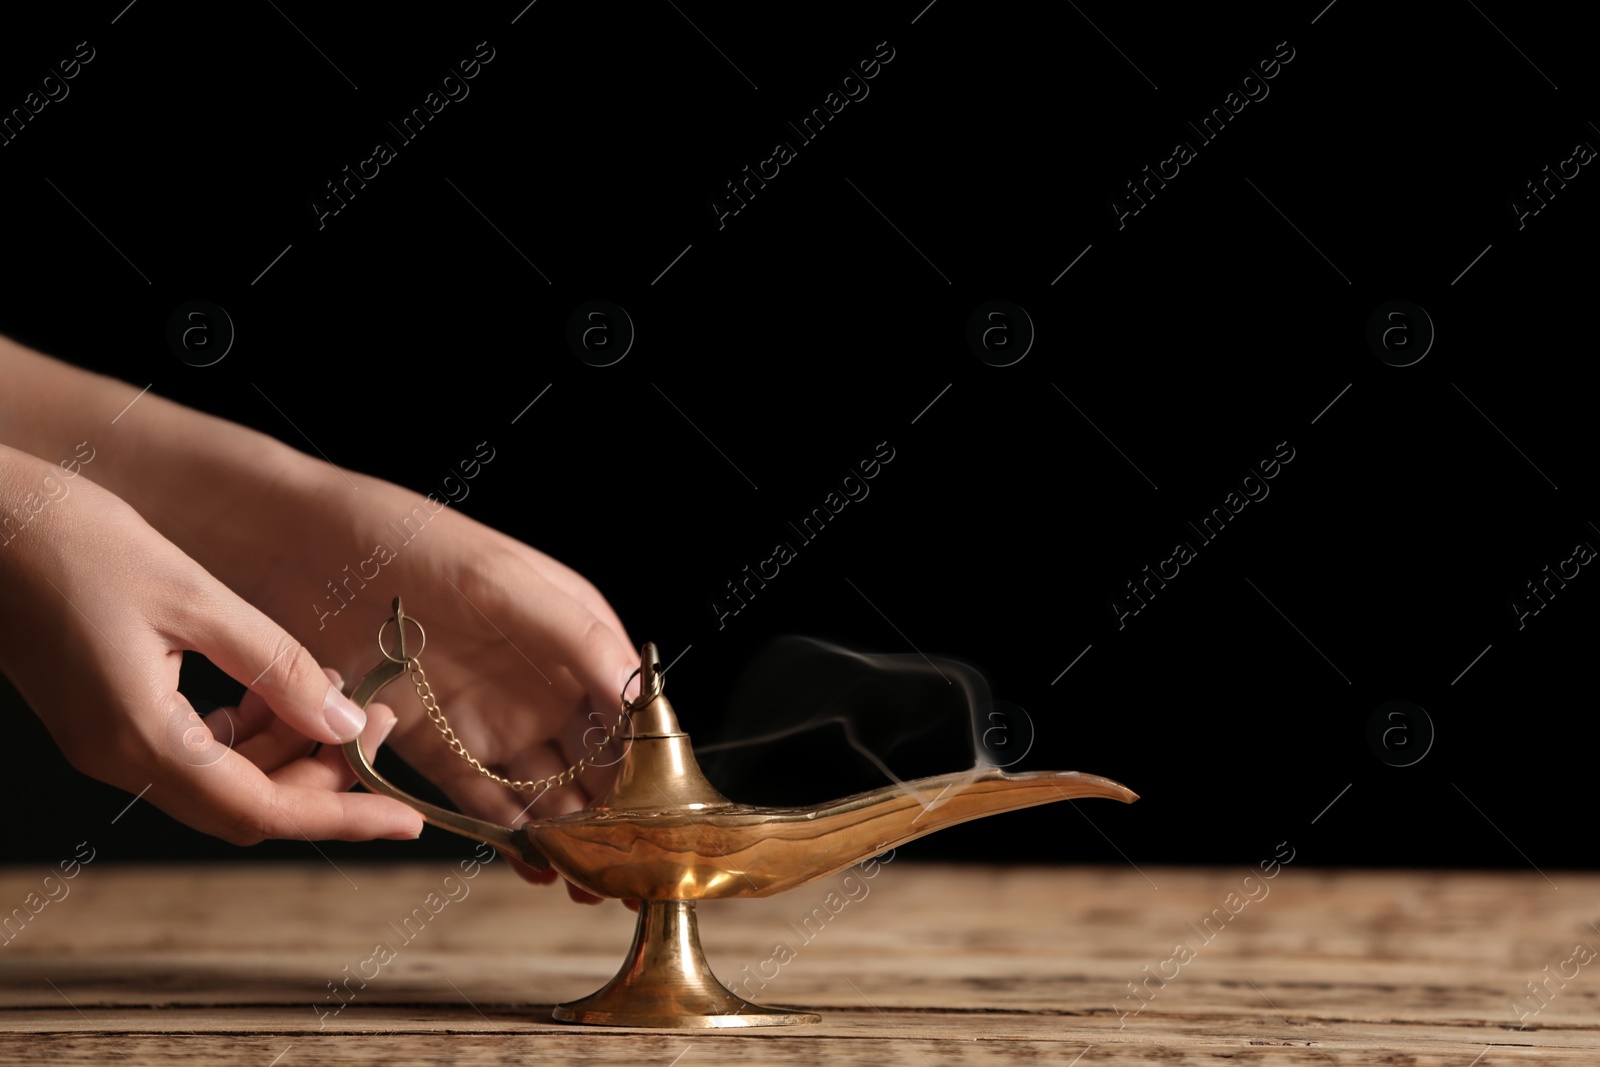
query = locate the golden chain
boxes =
[407,656,630,797]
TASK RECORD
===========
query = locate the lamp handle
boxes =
[341,653,546,869]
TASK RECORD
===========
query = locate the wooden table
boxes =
[0,861,1592,1064]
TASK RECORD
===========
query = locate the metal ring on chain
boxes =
[377,614,426,663]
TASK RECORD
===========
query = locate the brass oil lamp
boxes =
[345,599,1137,1027]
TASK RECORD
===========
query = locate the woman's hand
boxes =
[0,443,424,845]
[181,459,641,901]
[0,338,637,903]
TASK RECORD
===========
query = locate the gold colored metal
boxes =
[345,634,532,868]
[551,900,819,1027]
[411,651,629,797]
[344,598,1138,1028]
[373,599,630,798]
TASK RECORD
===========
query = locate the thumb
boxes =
[182,594,365,745]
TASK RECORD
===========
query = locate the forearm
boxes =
[0,335,319,556]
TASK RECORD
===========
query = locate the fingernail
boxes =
[323,686,366,742]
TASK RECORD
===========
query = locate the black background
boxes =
[0,1,1593,876]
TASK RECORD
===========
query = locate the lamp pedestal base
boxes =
[553,900,819,1028]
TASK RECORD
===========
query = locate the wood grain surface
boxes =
[0,861,1592,1064]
